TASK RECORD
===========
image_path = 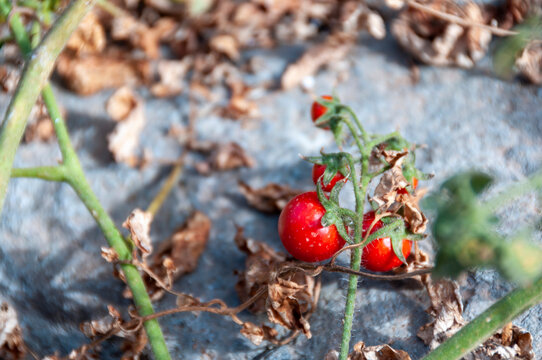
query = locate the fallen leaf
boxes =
[238,181,302,213]
[123,208,153,255]
[0,303,25,360]
[101,247,120,263]
[281,33,354,90]
[326,341,411,360]
[341,1,386,39]
[66,11,106,55]
[140,211,211,301]
[193,142,256,175]
[150,59,190,97]
[392,1,492,68]
[516,40,542,85]
[107,87,146,167]
[56,54,149,95]
[210,34,240,60]
[240,322,278,346]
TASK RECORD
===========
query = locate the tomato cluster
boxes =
[278,96,413,271]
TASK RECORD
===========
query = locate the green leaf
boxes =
[391,233,408,265]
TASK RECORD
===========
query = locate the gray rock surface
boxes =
[1,35,541,359]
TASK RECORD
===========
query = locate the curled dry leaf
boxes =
[24,99,56,143]
[392,1,492,68]
[219,79,260,120]
[240,322,278,346]
[417,277,466,349]
[210,34,240,60]
[516,41,542,85]
[371,150,428,233]
[238,181,302,213]
[140,211,211,301]
[101,247,119,263]
[0,303,25,360]
[234,227,319,341]
[325,341,411,360]
[281,33,354,90]
[341,1,386,39]
[66,11,106,56]
[107,87,146,167]
[150,59,190,97]
[122,208,153,255]
[193,142,256,175]
[464,324,534,360]
[56,55,149,95]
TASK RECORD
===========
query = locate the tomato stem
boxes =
[0,7,172,360]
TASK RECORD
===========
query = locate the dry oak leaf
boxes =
[194,142,256,175]
[516,41,542,85]
[417,278,465,349]
[391,1,492,68]
[107,87,146,167]
[0,302,25,360]
[238,181,302,213]
[281,33,354,90]
[66,11,106,56]
[56,54,149,95]
[143,211,211,301]
[123,208,153,255]
[240,322,278,346]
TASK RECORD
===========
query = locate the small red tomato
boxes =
[312,163,348,192]
[278,192,345,262]
[311,95,333,127]
[397,177,419,195]
[361,211,412,272]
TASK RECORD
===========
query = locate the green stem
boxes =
[368,131,401,149]
[0,0,96,215]
[423,276,542,360]
[482,170,542,214]
[342,106,368,143]
[2,6,172,359]
[11,166,66,181]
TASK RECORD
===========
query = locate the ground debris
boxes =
[325,341,411,360]
[0,303,25,360]
[238,181,302,213]
[191,141,256,174]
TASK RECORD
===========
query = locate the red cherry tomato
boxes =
[397,177,419,195]
[312,163,348,192]
[361,211,412,272]
[278,192,345,262]
[311,95,333,128]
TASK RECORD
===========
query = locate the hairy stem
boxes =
[11,166,66,181]
[0,0,96,214]
[423,276,542,360]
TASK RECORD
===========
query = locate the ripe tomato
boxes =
[311,95,333,126]
[278,192,345,262]
[312,163,348,192]
[361,211,412,272]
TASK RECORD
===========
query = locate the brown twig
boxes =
[406,0,518,37]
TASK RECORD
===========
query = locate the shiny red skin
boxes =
[311,95,333,127]
[278,192,345,262]
[361,211,412,272]
[312,164,348,192]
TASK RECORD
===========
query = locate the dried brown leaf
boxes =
[326,341,411,360]
[24,99,57,143]
[238,182,302,213]
[210,34,240,60]
[464,324,534,360]
[107,87,146,166]
[194,142,256,175]
[516,41,542,85]
[240,322,278,346]
[150,59,190,97]
[101,247,119,263]
[66,11,106,55]
[219,79,260,120]
[417,278,465,349]
[281,33,354,90]
[140,211,211,301]
[123,208,153,255]
[341,1,386,39]
[391,1,492,68]
[0,303,25,360]
[0,65,19,93]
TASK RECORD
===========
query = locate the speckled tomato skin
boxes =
[361,211,412,272]
[312,164,347,192]
[278,192,345,262]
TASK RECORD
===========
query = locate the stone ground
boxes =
[1,34,541,360]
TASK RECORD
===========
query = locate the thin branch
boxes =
[147,156,185,217]
[11,165,66,182]
[406,0,518,37]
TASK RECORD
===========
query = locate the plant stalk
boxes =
[0,0,95,214]
[3,7,172,359]
[423,276,542,360]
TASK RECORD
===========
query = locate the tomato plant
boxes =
[312,163,348,192]
[361,211,412,272]
[278,192,345,262]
